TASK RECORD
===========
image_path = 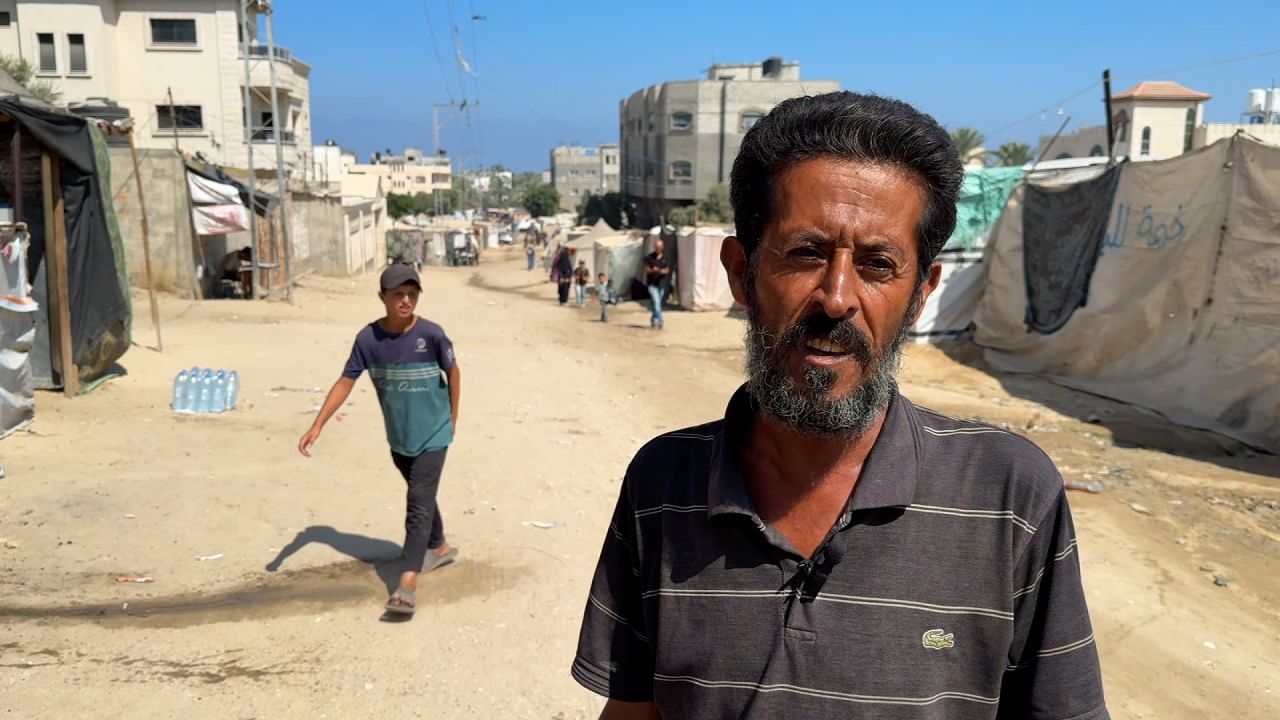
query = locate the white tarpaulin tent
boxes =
[564,219,618,278]
[676,226,736,311]
[594,234,644,298]
[186,170,250,236]
[974,135,1280,453]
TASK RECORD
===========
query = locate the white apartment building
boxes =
[0,0,313,173]
[310,139,355,191]
[347,146,452,194]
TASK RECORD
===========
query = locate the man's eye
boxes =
[863,258,895,272]
[791,247,824,259]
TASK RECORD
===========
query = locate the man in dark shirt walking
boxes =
[642,239,670,329]
[298,264,462,617]
[573,92,1109,719]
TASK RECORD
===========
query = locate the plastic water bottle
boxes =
[213,371,227,413]
[197,370,214,413]
[225,370,240,411]
[172,371,190,412]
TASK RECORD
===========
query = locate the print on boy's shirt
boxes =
[343,318,456,455]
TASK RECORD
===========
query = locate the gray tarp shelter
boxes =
[0,95,131,394]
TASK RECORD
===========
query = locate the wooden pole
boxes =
[127,130,163,351]
[41,152,78,396]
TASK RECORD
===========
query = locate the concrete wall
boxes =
[107,145,201,298]
[289,192,385,277]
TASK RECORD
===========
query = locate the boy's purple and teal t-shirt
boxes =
[343,317,456,456]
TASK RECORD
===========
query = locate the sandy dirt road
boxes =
[1,247,1277,718]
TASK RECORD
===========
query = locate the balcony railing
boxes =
[240,43,292,62]
[248,127,296,144]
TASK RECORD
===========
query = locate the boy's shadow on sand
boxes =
[265,525,415,621]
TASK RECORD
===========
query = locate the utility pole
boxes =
[238,0,260,299]
[1103,69,1115,160]
[263,0,292,302]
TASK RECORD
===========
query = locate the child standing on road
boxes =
[596,272,615,323]
[298,264,461,617]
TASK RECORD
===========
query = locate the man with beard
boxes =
[572,92,1108,720]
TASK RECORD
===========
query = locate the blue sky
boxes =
[276,0,1280,173]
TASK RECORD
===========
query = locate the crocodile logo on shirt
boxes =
[922,628,955,650]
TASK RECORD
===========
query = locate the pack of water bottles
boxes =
[172,368,240,414]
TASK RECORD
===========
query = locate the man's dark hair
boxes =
[730,92,963,284]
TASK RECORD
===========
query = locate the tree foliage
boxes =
[522,183,560,218]
[577,192,632,229]
[951,127,988,166]
[994,141,1034,168]
[0,54,61,104]
[665,183,734,227]
[387,192,414,219]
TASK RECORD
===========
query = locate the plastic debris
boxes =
[1129,502,1151,515]
[521,520,563,529]
[196,553,224,561]
[1065,479,1104,493]
[116,575,154,583]
[1213,575,1230,587]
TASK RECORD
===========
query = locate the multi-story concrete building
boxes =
[347,146,452,195]
[1039,81,1280,161]
[620,57,839,224]
[549,144,619,210]
[0,0,314,173]
[310,139,355,192]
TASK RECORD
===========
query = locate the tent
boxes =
[910,167,1022,342]
[593,234,644,299]
[564,219,619,278]
[0,96,131,394]
[675,226,736,311]
[974,135,1280,453]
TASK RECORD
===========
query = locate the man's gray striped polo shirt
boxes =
[573,387,1108,719]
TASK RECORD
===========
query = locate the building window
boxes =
[37,33,56,73]
[0,12,12,26]
[1140,127,1151,156]
[670,161,693,180]
[150,18,197,46]
[1183,108,1195,153]
[1089,145,1104,157]
[156,105,203,130]
[67,34,87,74]
[671,112,693,131]
[741,112,764,131]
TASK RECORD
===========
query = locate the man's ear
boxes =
[722,236,750,308]
[909,262,943,326]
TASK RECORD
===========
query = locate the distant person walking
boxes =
[643,238,671,329]
[526,244,537,271]
[298,264,461,617]
[573,260,591,307]
[553,246,574,305]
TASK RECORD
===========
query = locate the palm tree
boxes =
[994,142,1034,168]
[950,127,987,166]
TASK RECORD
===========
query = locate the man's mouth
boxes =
[804,338,849,356]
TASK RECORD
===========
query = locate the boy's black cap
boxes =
[380,264,421,291]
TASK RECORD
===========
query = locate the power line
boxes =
[419,0,456,104]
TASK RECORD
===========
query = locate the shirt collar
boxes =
[708,385,921,520]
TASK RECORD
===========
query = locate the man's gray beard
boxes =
[744,306,910,439]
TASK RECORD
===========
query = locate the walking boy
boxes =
[298,264,461,617]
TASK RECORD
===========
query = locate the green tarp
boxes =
[943,166,1023,252]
